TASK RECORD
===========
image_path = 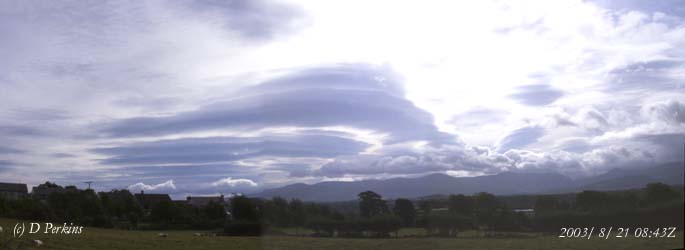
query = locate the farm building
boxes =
[186,195,226,207]
[0,182,28,200]
[134,190,172,210]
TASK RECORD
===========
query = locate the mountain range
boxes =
[253,162,684,202]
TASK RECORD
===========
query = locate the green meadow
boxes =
[1,218,682,250]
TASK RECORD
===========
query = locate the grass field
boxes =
[1,218,682,250]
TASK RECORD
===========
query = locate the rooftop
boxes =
[0,182,28,193]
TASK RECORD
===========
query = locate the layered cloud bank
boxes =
[0,0,683,197]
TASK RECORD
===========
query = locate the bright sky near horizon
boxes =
[0,0,683,197]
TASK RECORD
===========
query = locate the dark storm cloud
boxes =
[185,0,306,41]
[496,126,545,152]
[509,84,564,106]
[100,64,454,144]
[93,134,370,165]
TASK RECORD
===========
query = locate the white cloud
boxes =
[211,177,258,188]
[127,180,176,192]
[0,0,683,192]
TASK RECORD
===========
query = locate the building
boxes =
[186,195,232,219]
[186,195,226,207]
[0,182,28,200]
[134,190,172,210]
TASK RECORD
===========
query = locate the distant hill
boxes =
[568,162,684,192]
[253,171,575,202]
[253,162,684,202]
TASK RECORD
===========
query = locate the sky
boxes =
[0,0,683,197]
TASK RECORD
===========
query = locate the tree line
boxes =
[0,182,682,237]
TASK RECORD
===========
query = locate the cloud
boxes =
[643,100,685,124]
[184,0,307,41]
[496,126,546,152]
[93,133,370,165]
[0,160,16,172]
[113,164,255,180]
[0,125,43,137]
[555,138,593,153]
[591,0,685,19]
[51,153,76,158]
[100,64,453,144]
[211,177,258,188]
[317,144,510,178]
[509,84,565,106]
[449,108,508,128]
[127,179,176,192]
[607,60,685,91]
[267,163,314,177]
[0,146,25,154]
[1,1,684,194]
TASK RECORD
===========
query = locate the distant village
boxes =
[0,181,231,215]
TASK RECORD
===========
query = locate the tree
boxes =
[474,192,499,211]
[37,181,59,188]
[262,197,291,227]
[534,196,560,214]
[392,198,416,226]
[203,200,227,220]
[150,200,175,222]
[645,182,679,205]
[99,189,142,228]
[576,191,610,211]
[473,192,502,230]
[289,199,307,235]
[366,214,402,237]
[48,188,109,227]
[447,194,473,215]
[418,200,432,215]
[358,191,388,218]
[230,195,258,222]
